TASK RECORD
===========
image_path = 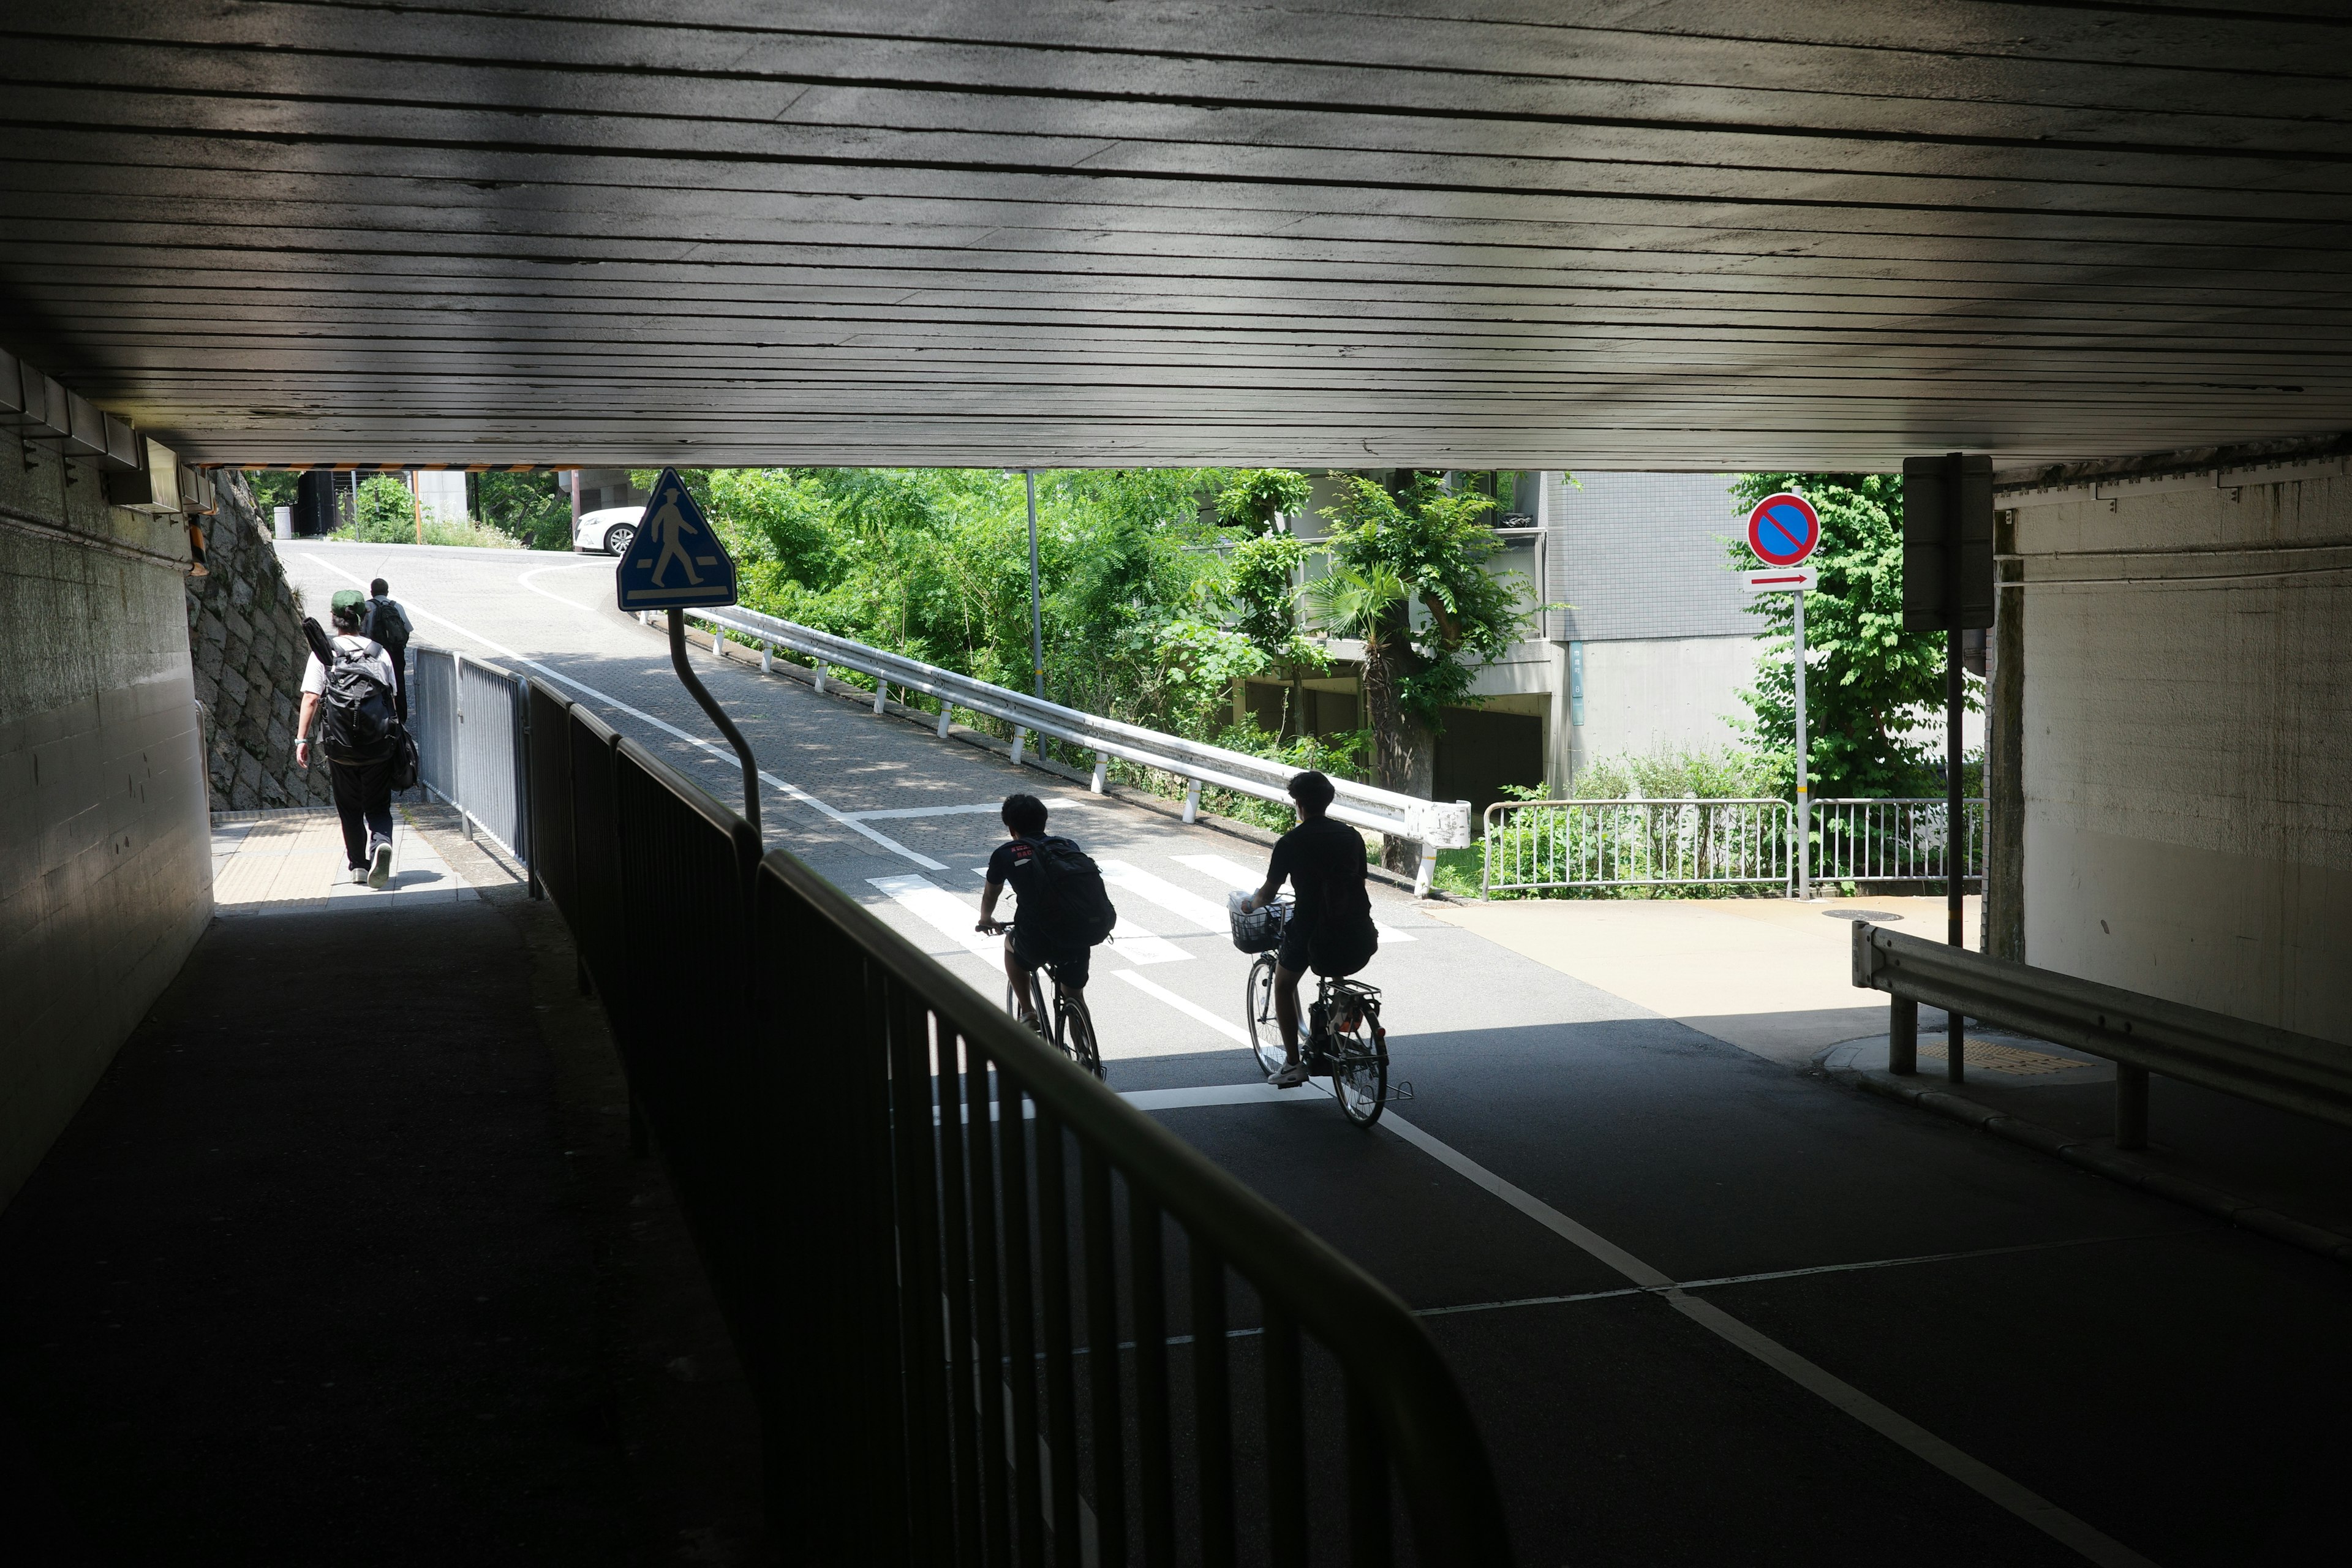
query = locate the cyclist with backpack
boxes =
[1236,771,1380,1087]
[975,793,1117,1034]
[295,589,403,888]
[363,577,413,723]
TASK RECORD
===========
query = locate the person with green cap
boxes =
[295,588,401,888]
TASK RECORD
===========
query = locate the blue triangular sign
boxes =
[615,468,737,611]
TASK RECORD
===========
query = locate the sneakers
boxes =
[1268,1061,1311,1089]
[367,835,394,889]
[349,866,370,885]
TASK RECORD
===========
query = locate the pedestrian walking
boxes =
[363,576,415,723]
[296,589,402,888]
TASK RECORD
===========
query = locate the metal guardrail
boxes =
[1481,797,1796,895]
[664,603,1474,894]
[1480,796,1989,896]
[409,643,532,871]
[1852,921,2352,1152]
[526,673,1514,1566]
[1812,797,1985,886]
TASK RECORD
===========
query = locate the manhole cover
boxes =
[1830,909,1903,921]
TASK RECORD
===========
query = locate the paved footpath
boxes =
[284,541,2352,1566]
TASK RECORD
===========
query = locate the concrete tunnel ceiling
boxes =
[4,2,2351,472]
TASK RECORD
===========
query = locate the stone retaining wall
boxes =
[186,475,333,809]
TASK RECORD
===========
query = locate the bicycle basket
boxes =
[1229,900,1289,954]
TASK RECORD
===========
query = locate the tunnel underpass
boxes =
[5,5,2350,1564]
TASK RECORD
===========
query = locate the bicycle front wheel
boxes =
[1245,956,1284,1077]
[1330,1005,1387,1127]
[1057,993,1104,1081]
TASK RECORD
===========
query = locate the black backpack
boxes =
[1020,835,1118,947]
[303,619,397,764]
[364,598,410,660]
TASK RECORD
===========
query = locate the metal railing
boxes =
[526,673,1513,1566]
[1482,797,1797,895]
[409,643,533,867]
[1812,797,1985,887]
[1852,921,2352,1152]
[665,605,1474,892]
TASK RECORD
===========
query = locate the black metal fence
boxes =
[524,675,1512,1566]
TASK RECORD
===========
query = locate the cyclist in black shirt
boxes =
[977,792,1093,1031]
[1238,770,1379,1087]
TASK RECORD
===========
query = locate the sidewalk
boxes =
[0,807,767,1564]
[1428,892,1977,1064]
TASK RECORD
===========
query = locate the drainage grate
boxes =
[1918,1039,2085,1076]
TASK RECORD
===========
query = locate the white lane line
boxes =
[1172,852,1415,942]
[1378,1112,2159,1568]
[848,796,1093,822]
[1109,970,1253,1047]
[1123,1084,1322,1112]
[299,553,944,869]
[868,875,1004,961]
[1096,860,1230,933]
[963,869,1189,965]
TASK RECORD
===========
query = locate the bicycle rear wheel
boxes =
[1057,990,1104,1080]
[1245,955,1284,1077]
[1329,998,1387,1127]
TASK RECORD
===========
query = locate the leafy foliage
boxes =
[480,472,572,550]
[329,475,525,548]
[1222,531,1329,737]
[1213,469,1314,533]
[1314,474,1534,729]
[1568,747,1777,801]
[1727,473,1973,799]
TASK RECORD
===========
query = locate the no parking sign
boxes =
[1746,491,1820,568]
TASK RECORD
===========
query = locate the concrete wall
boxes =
[1567,635,1755,784]
[0,444,213,1207]
[2013,476,2351,1045]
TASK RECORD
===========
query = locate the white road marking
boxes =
[1375,1112,2160,1568]
[867,875,1004,960]
[848,796,1094,822]
[1109,970,1253,1046]
[299,552,945,869]
[963,869,1189,965]
[1096,859,1231,933]
[1172,853,1414,942]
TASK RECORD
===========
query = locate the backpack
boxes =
[316,629,397,764]
[364,598,409,660]
[1019,835,1117,947]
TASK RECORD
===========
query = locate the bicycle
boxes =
[979,919,1103,1080]
[1233,901,1398,1127]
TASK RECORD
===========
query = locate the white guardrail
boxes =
[666,605,1474,895]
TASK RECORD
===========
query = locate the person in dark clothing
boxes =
[363,576,414,724]
[296,590,401,888]
[1240,770,1379,1086]
[976,793,1093,1030]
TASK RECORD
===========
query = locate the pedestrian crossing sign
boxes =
[614,467,737,611]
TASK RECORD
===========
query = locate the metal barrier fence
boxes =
[663,603,1474,892]
[1482,797,1797,895]
[1853,921,2352,1152]
[409,643,532,865]
[1812,797,1985,888]
[1481,796,1989,896]
[527,674,1513,1566]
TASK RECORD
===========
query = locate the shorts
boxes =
[1011,922,1092,989]
[1277,916,1378,979]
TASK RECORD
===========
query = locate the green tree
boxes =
[1222,532,1327,739]
[1213,469,1314,534]
[480,471,571,550]
[330,475,422,543]
[1313,473,1537,862]
[1727,473,1969,799]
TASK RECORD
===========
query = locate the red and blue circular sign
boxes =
[1746,492,1820,568]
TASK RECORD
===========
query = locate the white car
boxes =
[574,505,644,556]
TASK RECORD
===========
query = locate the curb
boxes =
[1834,1066,2352,1267]
[677,616,1447,901]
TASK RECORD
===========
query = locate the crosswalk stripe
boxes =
[1096,859,1231,933]
[1170,853,1415,942]
[1110,970,1253,1046]
[964,868,1189,965]
[869,874,1003,960]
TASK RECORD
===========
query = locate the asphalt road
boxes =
[289,540,2350,1567]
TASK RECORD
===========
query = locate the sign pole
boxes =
[1025,469,1046,699]
[1943,453,1966,1080]
[669,611,761,839]
[1793,585,1809,900]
